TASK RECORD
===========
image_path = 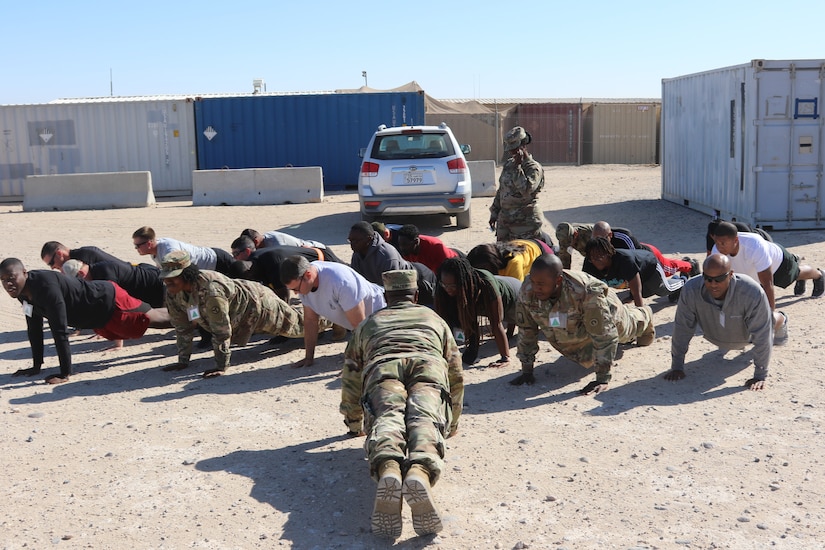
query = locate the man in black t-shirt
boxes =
[62,259,166,308]
[40,241,128,271]
[1,258,169,384]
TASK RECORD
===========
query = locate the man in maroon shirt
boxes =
[396,224,459,274]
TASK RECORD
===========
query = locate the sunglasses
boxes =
[134,241,150,249]
[46,255,57,267]
[703,271,730,283]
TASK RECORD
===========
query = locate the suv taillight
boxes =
[361,161,379,177]
[447,158,466,174]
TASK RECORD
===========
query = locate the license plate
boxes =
[404,172,423,185]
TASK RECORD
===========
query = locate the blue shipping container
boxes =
[194,92,425,190]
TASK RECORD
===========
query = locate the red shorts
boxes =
[94,283,151,341]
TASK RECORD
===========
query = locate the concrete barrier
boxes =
[192,167,324,206]
[23,171,155,211]
[468,160,497,197]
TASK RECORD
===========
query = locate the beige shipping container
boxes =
[582,101,660,164]
[425,98,518,163]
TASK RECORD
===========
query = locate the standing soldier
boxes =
[511,254,656,394]
[159,251,306,378]
[341,270,463,539]
[489,126,546,242]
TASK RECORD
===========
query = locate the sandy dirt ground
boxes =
[1,165,824,550]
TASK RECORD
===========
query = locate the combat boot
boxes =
[403,463,443,536]
[371,459,402,538]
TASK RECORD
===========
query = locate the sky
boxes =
[2,0,821,105]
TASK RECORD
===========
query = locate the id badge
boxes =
[187,305,201,321]
[22,300,33,317]
[453,328,466,345]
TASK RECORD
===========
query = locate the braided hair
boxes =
[435,257,497,339]
[584,236,615,263]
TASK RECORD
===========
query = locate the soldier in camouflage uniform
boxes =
[159,250,306,378]
[341,270,463,539]
[510,254,655,394]
[489,126,546,242]
[555,222,595,269]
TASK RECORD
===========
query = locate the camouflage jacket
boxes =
[166,270,280,369]
[516,270,623,382]
[340,301,464,434]
[490,153,545,219]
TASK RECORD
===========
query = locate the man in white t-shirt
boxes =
[711,221,824,344]
[280,256,386,368]
[132,226,234,275]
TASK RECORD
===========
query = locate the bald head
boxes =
[530,253,563,277]
[592,221,612,238]
[703,253,730,274]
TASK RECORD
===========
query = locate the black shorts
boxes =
[772,243,800,289]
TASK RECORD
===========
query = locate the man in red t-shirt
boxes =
[396,224,459,274]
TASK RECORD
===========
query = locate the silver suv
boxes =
[358,123,472,228]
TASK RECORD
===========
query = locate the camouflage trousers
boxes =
[495,205,544,242]
[615,303,653,345]
[362,357,453,485]
[255,293,307,339]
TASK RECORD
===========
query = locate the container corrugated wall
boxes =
[195,92,425,190]
[516,103,582,165]
[0,99,197,199]
[582,102,660,164]
[425,112,500,163]
[662,59,824,230]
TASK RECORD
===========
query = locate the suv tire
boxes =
[456,206,471,229]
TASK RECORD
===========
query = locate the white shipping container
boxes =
[661,59,824,230]
[0,97,197,200]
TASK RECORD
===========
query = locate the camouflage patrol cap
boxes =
[382,269,418,291]
[503,126,530,151]
[160,250,191,278]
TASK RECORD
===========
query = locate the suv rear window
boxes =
[371,132,455,160]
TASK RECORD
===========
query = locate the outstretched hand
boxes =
[579,381,608,395]
[664,369,686,381]
[745,378,765,391]
[12,367,41,377]
[509,372,535,386]
[161,362,189,372]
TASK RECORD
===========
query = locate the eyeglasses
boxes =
[589,254,610,264]
[439,281,458,291]
[134,241,150,249]
[703,271,730,283]
[287,276,306,293]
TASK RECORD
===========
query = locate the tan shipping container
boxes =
[583,101,660,164]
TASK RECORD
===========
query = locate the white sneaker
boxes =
[774,311,788,346]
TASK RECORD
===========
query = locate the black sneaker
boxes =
[684,257,700,277]
[813,269,825,298]
[794,279,806,296]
